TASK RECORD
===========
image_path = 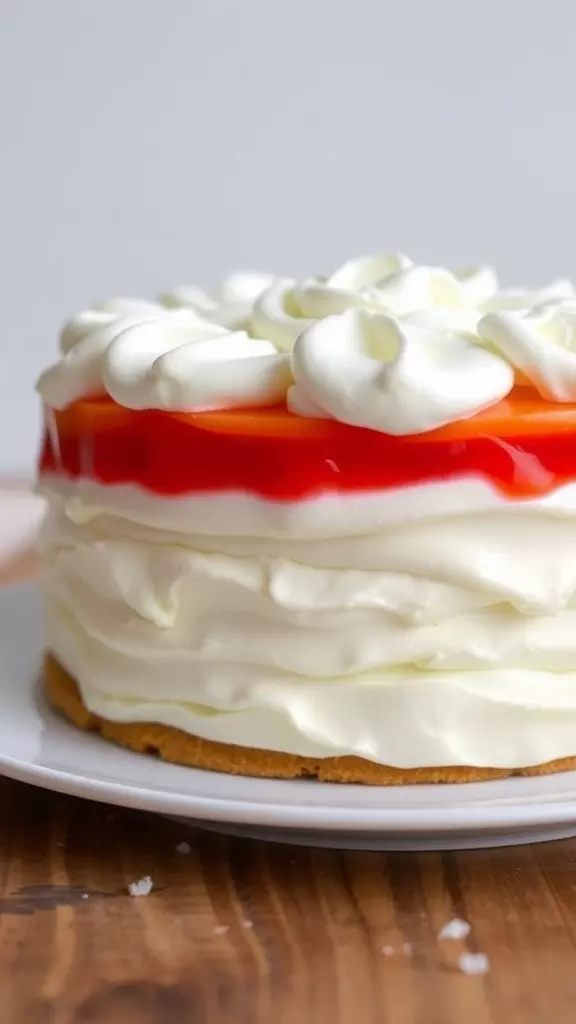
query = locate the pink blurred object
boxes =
[0,483,44,570]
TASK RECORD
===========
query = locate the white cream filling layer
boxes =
[40,478,576,768]
[38,474,576,537]
[47,606,576,768]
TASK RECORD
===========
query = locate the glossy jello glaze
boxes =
[39,395,576,500]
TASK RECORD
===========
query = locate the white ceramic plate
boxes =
[3,582,576,850]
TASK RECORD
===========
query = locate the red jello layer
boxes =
[38,393,576,501]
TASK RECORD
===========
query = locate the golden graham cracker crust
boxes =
[44,653,576,784]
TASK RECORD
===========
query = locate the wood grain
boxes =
[1,782,576,1023]
[2,490,576,1022]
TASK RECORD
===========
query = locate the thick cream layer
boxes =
[39,477,576,608]
[47,605,576,768]
[40,479,576,768]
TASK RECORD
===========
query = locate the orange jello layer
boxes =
[38,391,576,500]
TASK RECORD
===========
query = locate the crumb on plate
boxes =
[439,918,471,941]
[458,952,490,976]
[128,876,153,897]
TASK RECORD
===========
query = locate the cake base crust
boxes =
[43,654,576,784]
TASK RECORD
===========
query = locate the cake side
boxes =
[36,253,576,783]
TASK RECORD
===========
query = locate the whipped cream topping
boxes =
[40,479,576,768]
[479,303,576,402]
[251,253,413,351]
[37,254,576,434]
[483,278,576,312]
[160,271,276,330]
[252,259,504,351]
[59,298,166,353]
[357,264,490,317]
[38,310,290,412]
[289,308,514,434]
[103,319,290,411]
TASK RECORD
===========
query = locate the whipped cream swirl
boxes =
[479,303,576,402]
[37,254,576,434]
[289,308,514,434]
[252,256,500,350]
[38,309,290,412]
[251,253,412,350]
[161,271,276,330]
[59,298,166,353]
[483,278,575,313]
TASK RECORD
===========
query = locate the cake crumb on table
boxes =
[438,918,471,941]
[458,952,490,976]
[128,876,153,897]
[175,841,192,855]
[402,942,413,957]
[213,925,229,935]
[381,945,394,957]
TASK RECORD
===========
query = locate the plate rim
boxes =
[2,750,576,831]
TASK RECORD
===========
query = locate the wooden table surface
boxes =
[2,548,576,1023]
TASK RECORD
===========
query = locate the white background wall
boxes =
[2,0,576,471]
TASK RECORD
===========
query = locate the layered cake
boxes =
[36,255,576,782]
